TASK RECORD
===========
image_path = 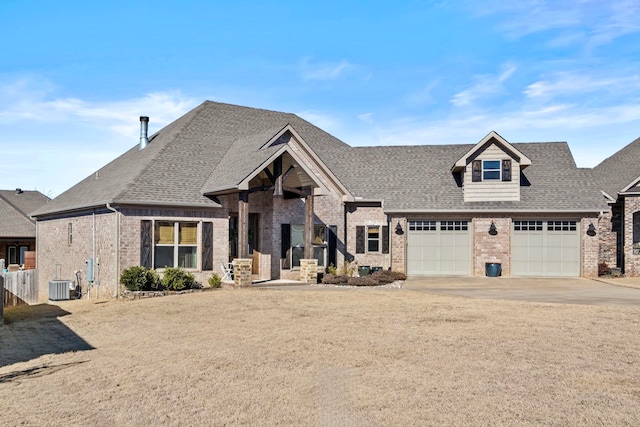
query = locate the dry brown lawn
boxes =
[1,287,640,426]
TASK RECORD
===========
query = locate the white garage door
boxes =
[512,220,580,277]
[407,220,471,275]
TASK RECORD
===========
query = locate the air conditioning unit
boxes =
[49,280,75,301]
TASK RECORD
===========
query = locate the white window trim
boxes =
[482,159,502,181]
[367,225,381,253]
[154,221,199,270]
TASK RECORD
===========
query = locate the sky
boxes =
[1,0,639,198]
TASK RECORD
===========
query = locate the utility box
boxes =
[85,258,94,282]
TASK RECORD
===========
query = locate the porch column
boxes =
[304,193,314,259]
[238,191,249,258]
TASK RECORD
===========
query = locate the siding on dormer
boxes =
[463,143,521,202]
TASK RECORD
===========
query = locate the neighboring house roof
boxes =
[333,142,606,213]
[0,190,50,238]
[593,136,640,200]
[32,100,606,217]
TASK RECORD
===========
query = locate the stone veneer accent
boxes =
[299,259,318,284]
[233,258,253,287]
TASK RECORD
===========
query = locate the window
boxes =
[547,221,577,231]
[440,221,468,231]
[154,222,198,269]
[356,225,390,254]
[68,223,73,244]
[289,224,326,268]
[409,221,436,231]
[482,160,501,180]
[6,245,29,264]
[367,226,380,252]
[514,221,543,231]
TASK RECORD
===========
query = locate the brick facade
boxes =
[346,205,390,271]
[472,217,512,276]
[597,209,618,269]
[623,196,640,276]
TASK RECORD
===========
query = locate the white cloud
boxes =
[471,0,640,48]
[524,72,640,98]
[0,78,199,196]
[451,63,517,107]
[0,78,197,139]
[300,58,354,81]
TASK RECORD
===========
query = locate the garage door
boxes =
[407,220,471,275]
[512,220,580,277]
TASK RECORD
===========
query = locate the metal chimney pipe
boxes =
[139,116,149,150]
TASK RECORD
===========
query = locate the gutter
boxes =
[383,208,607,214]
[105,203,120,299]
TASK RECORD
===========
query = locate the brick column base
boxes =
[300,259,318,284]
[233,258,253,287]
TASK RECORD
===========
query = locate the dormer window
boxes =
[482,160,501,180]
[471,159,512,182]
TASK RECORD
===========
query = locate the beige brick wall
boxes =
[37,206,230,300]
[391,217,407,273]
[347,205,390,271]
[36,210,117,302]
[472,217,511,276]
[597,208,618,269]
[624,196,640,276]
[582,217,600,278]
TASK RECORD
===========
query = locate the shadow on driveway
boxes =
[0,304,94,368]
[404,276,640,306]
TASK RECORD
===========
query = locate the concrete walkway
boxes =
[403,276,640,306]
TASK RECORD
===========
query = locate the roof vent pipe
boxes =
[139,116,149,150]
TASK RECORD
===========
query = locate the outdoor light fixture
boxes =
[587,223,596,236]
[489,221,498,235]
[395,222,404,235]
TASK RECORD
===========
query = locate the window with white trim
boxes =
[482,160,501,180]
[367,226,380,252]
[154,221,198,269]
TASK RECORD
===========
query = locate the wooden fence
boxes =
[2,270,39,307]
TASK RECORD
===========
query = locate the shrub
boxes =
[326,264,338,275]
[120,266,160,291]
[322,270,406,286]
[598,262,612,276]
[338,260,358,277]
[208,273,222,288]
[322,274,349,285]
[161,267,196,291]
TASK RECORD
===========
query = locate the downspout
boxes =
[106,203,120,299]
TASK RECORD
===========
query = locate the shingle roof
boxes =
[0,190,49,237]
[331,142,606,212]
[593,136,640,199]
[32,100,605,217]
[33,101,350,216]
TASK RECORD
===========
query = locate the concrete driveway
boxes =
[404,276,640,306]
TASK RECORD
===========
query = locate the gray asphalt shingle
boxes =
[32,101,606,217]
[0,190,49,237]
